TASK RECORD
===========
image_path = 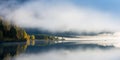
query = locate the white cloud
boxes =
[2,0,120,33]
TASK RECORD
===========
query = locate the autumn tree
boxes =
[31,35,35,40]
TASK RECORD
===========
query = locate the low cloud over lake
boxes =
[1,0,120,33]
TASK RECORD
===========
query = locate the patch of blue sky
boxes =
[70,0,120,14]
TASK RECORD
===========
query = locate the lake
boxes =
[0,40,120,60]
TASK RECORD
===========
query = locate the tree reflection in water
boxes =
[0,39,36,60]
[0,40,116,60]
[0,43,26,60]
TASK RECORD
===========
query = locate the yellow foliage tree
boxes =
[23,31,30,41]
[23,31,27,38]
[31,35,35,40]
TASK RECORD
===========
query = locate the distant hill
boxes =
[25,28,112,38]
[25,28,80,37]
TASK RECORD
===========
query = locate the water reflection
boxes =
[0,40,120,60]
[31,40,35,46]
[0,43,27,60]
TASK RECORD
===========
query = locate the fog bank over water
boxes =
[65,32,120,40]
[0,0,120,33]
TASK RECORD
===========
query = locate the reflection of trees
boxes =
[0,39,36,60]
[0,39,53,60]
[0,43,28,60]
[26,39,35,46]
[31,40,35,46]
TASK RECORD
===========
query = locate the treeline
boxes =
[35,34,65,40]
[0,17,35,42]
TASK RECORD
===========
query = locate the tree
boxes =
[16,29,23,40]
[0,31,3,39]
[23,30,28,40]
[31,35,35,40]
[0,20,4,31]
[9,26,17,38]
[0,17,30,42]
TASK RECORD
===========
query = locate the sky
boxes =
[1,0,120,33]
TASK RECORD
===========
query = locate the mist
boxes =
[1,0,120,33]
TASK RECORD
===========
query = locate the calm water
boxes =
[1,40,120,60]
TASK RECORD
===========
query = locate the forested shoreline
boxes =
[0,17,64,42]
[0,17,32,42]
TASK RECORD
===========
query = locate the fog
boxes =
[0,0,120,33]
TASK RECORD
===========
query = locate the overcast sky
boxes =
[1,0,120,33]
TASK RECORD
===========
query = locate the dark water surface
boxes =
[0,40,120,60]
